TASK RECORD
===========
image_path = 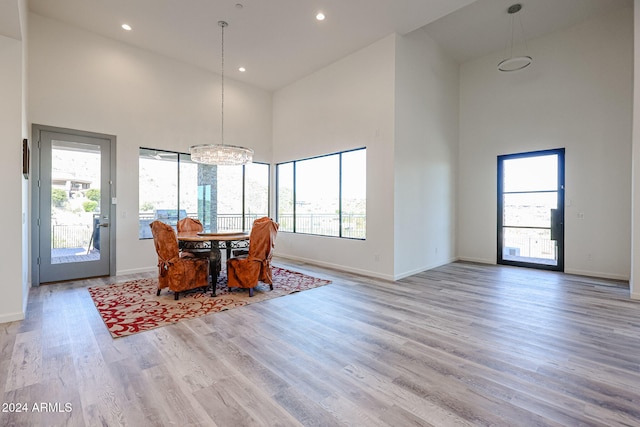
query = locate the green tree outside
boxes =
[86,188,100,202]
[52,188,68,208]
[83,201,98,212]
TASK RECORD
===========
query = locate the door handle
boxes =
[99,222,110,227]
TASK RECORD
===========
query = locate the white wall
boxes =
[19,0,28,319]
[0,31,26,322]
[394,29,459,279]
[273,35,397,279]
[459,7,633,280]
[28,13,272,275]
[632,0,640,298]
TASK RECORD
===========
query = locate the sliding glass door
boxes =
[497,148,565,271]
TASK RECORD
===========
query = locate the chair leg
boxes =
[174,292,179,301]
[249,287,254,297]
[157,289,161,296]
[269,284,273,291]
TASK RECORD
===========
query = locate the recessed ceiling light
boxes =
[238,67,246,72]
[121,24,132,31]
[316,12,325,21]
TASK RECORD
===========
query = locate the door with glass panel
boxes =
[497,148,564,271]
[33,127,115,284]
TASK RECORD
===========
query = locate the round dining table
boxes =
[177,231,250,296]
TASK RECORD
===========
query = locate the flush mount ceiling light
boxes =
[121,24,132,31]
[498,3,532,72]
[190,21,253,166]
[316,12,326,21]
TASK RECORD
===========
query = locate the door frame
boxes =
[497,148,565,272]
[31,124,117,286]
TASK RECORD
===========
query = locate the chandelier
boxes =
[190,21,254,165]
[497,4,532,72]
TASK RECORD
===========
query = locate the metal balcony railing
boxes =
[276,213,366,239]
[138,212,268,239]
[51,224,92,249]
[137,212,366,239]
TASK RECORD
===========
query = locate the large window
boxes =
[139,148,269,238]
[276,148,366,239]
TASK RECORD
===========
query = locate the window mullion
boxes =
[292,161,296,234]
[241,164,246,231]
[339,153,343,238]
[176,155,181,221]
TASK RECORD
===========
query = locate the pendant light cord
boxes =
[518,13,530,55]
[508,13,515,59]
[509,11,530,58]
[219,21,227,146]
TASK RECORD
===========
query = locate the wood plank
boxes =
[1,261,640,425]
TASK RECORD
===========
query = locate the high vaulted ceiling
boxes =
[0,0,22,40]
[423,0,632,64]
[27,0,632,91]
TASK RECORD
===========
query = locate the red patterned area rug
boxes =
[88,266,331,338]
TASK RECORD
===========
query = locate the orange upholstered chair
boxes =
[177,217,204,233]
[227,217,278,297]
[150,220,209,300]
[176,217,222,285]
[177,217,208,254]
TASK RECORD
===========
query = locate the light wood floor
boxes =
[1,260,640,426]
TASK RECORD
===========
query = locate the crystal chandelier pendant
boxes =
[190,20,253,165]
[189,144,254,166]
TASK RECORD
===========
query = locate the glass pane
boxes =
[503,192,557,228]
[502,227,557,265]
[179,153,197,221]
[138,148,178,238]
[341,149,366,239]
[277,163,294,232]
[296,155,340,236]
[217,165,243,231]
[179,153,215,228]
[51,140,101,264]
[503,154,557,193]
[245,163,269,230]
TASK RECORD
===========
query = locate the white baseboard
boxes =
[0,311,25,324]
[116,266,156,276]
[0,283,29,324]
[393,257,460,281]
[274,255,460,282]
[457,259,629,283]
[457,256,496,265]
[564,268,629,283]
[274,254,396,281]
